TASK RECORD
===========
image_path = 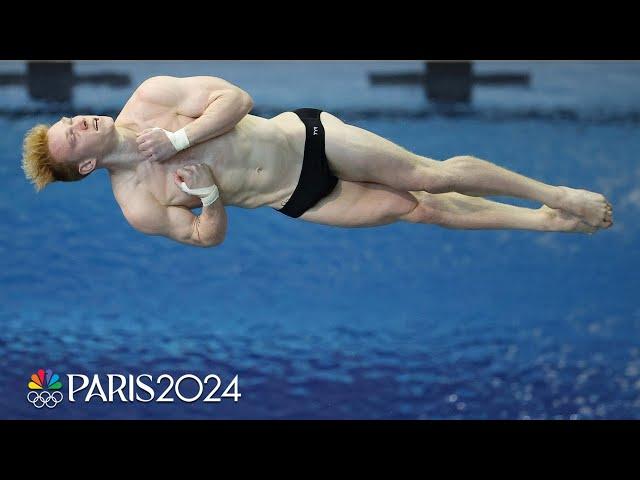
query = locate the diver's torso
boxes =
[112,108,308,211]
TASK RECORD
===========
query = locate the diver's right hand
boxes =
[137,127,182,162]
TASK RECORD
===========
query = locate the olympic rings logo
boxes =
[27,390,64,409]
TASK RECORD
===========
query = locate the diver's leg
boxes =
[405,191,597,233]
[297,180,421,228]
[320,112,613,229]
[296,180,598,233]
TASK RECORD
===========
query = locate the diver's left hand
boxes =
[136,128,178,162]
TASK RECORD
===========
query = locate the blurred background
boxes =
[0,60,638,419]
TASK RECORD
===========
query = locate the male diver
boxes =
[22,75,613,247]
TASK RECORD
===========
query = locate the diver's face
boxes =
[47,115,115,162]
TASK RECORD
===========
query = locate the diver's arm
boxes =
[124,165,227,248]
[135,75,253,161]
[171,75,254,145]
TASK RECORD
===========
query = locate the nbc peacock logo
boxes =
[27,368,63,409]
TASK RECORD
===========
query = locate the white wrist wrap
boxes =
[152,127,191,152]
[179,182,219,207]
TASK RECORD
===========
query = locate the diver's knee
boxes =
[417,162,456,194]
[400,193,440,224]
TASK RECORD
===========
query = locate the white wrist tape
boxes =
[179,182,219,207]
[152,127,191,152]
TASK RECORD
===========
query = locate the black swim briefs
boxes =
[274,108,339,218]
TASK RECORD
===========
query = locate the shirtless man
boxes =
[22,75,613,248]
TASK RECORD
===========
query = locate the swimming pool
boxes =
[1,61,639,419]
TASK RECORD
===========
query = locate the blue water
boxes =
[1,61,639,419]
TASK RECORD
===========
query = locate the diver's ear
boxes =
[78,158,97,175]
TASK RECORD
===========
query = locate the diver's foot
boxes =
[553,186,613,228]
[539,205,599,234]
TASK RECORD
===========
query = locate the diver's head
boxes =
[22,115,116,191]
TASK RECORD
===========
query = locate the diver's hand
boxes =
[136,128,179,162]
[174,164,216,191]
